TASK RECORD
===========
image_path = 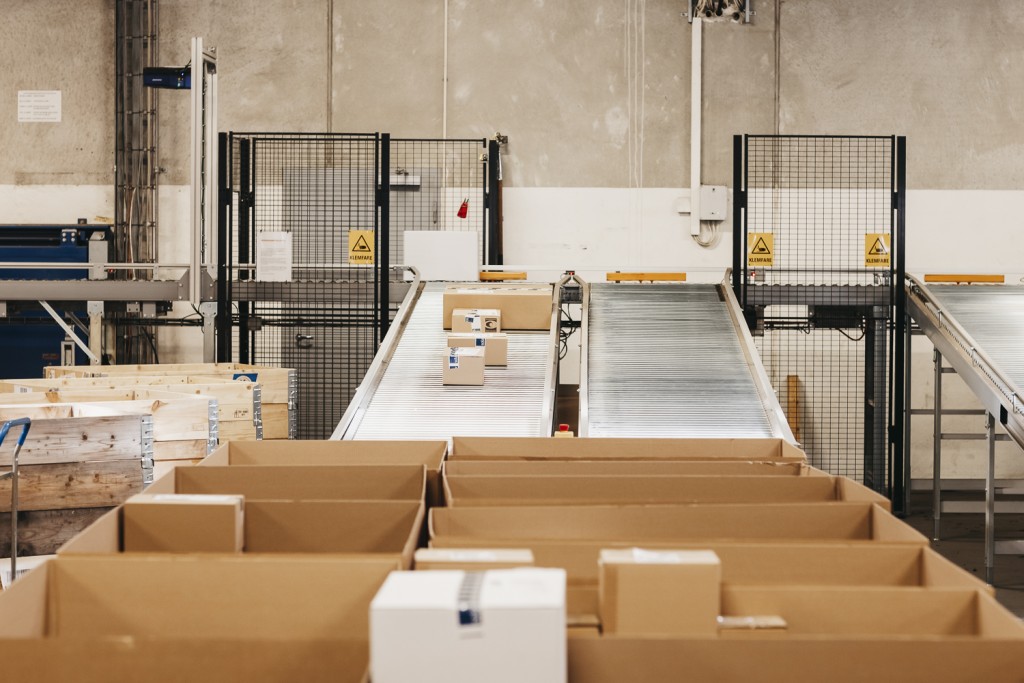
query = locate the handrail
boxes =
[0,417,32,588]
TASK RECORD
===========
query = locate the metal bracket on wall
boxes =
[199,301,218,363]
[38,301,100,365]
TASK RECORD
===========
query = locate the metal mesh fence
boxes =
[740,135,899,492]
[389,138,487,266]
[223,133,383,439]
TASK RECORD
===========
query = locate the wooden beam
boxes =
[0,507,112,557]
[923,274,1005,284]
[480,271,527,281]
[606,272,687,282]
[0,415,144,466]
[0,461,143,512]
[786,375,801,443]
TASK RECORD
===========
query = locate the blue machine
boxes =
[0,224,111,378]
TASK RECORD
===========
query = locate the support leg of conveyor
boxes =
[932,349,942,542]
[985,411,996,585]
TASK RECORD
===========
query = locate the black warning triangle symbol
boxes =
[868,237,888,255]
[751,236,772,255]
[351,234,372,253]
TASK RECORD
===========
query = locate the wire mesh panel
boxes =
[389,139,488,266]
[222,133,385,439]
[736,135,904,494]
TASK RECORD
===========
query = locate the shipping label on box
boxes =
[442,347,486,386]
[446,333,508,366]
[451,308,501,333]
[599,548,720,637]
[123,493,245,553]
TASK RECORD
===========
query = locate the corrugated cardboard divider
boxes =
[449,437,806,462]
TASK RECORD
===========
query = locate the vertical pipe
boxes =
[932,348,942,541]
[985,411,996,584]
[689,18,702,236]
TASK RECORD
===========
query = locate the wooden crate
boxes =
[0,403,147,556]
[2,376,263,442]
[0,389,215,462]
[42,363,295,440]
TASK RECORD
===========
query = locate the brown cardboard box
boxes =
[449,436,807,463]
[0,554,396,683]
[414,548,534,570]
[599,549,721,636]
[430,503,923,545]
[443,473,889,510]
[442,346,485,386]
[446,332,509,366]
[451,308,501,333]
[62,499,425,568]
[147,463,426,502]
[443,284,553,330]
[123,493,244,553]
[199,439,448,508]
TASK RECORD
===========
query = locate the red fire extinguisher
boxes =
[457,198,469,219]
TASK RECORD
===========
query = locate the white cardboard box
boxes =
[371,568,567,683]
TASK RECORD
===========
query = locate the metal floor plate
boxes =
[585,283,774,438]
[348,283,553,439]
[929,285,1024,390]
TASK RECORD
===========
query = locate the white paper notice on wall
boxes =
[18,91,61,123]
[255,231,293,282]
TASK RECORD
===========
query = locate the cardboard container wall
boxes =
[449,437,807,463]
[149,464,426,503]
[443,474,889,511]
[200,440,448,508]
[414,548,535,571]
[443,460,814,477]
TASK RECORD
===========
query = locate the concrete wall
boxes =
[3,0,1023,477]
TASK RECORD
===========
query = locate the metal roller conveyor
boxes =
[580,282,792,440]
[906,276,1024,581]
[334,281,558,440]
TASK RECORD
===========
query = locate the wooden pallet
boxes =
[42,363,295,440]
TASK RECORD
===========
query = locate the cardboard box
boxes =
[199,439,448,508]
[447,332,509,366]
[443,474,889,510]
[62,499,425,569]
[449,436,807,463]
[443,347,486,386]
[0,554,396,683]
[415,548,535,571]
[123,493,244,553]
[147,463,426,503]
[443,284,553,330]
[599,549,721,637]
[430,503,925,545]
[451,308,501,333]
[443,460,814,477]
[371,568,567,683]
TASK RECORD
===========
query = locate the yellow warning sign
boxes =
[864,233,891,268]
[747,233,774,267]
[348,230,375,264]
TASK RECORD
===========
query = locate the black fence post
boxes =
[379,133,391,344]
[216,132,231,362]
[891,135,908,515]
[486,138,502,266]
[732,134,743,301]
[237,138,252,363]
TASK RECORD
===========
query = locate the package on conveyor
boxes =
[443,284,553,330]
[442,347,486,386]
[446,332,508,366]
[451,308,501,333]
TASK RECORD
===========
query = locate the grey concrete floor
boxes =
[903,492,1024,618]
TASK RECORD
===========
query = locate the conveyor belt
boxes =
[336,282,557,440]
[581,282,788,439]
[907,279,1024,449]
